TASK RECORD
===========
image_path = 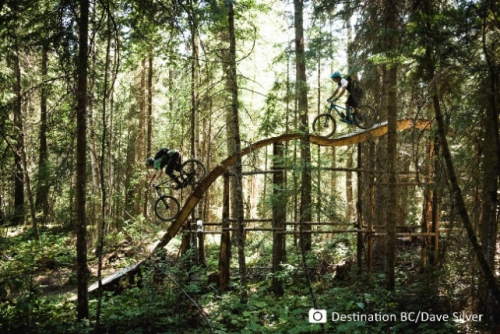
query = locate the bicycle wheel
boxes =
[312,114,337,138]
[181,159,206,186]
[353,105,377,130]
[154,195,180,222]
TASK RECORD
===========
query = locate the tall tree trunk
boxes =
[222,14,238,244]
[478,0,500,318]
[272,142,285,296]
[147,55,153,157]
[316,25,322,223]
[430,138,440,267]
[345,2,355,226]
[329,19,337,197]
[420,0,442,269]
[294,0,312,252]
[136,59,146,215]
[36,44,49,221]
[76,0,89,319]
[190,2,203,263]
[227,0,247,304]
[421,139,433,270]
[96,15,112,328]
[345,0,354,72]
[88,6,100,213]
[218,172,231,293]
[13,41,24,226]
[190,4,199,160]
[294,2,322,330]
[144,55,153,218]
[21,98,39,239]
[384,0,399,291]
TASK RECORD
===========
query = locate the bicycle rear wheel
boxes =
[181,159,206,186]
[154,195,180,222]
[353,105,377,130]
[312,114,337,138]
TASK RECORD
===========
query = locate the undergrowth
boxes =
[0,227,489,334]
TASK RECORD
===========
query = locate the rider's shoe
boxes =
[172,178,183,190]
[340,112,346,119]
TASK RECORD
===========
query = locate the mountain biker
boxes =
[146,148,183,189]
[327,71,361,121]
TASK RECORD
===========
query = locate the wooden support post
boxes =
[356,143,363,273]
[218,171,231,292]
[197,219,206,267]
[179,218,191,256]
[272,142,285,296]
[367,142,375,274]
[191,214,197,258]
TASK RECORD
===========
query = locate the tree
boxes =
[477,0,500,317]
[35,42,49,222]
[76,0,89,320]
[383,0,401,291]
[294,0,312,253]
[10,2,25,227]
[226,0,247,304]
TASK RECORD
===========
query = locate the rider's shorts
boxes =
[347,94,359,108]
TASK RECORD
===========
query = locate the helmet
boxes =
[146,157,154,167]
[331,71,341,79]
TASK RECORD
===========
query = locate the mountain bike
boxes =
[152,159,206,222]
[312,100,377,138]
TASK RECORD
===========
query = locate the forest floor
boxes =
[0,223,495,334]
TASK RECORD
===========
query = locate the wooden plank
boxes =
[88,260,144,293]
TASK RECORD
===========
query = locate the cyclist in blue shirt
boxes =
[146,148,183,189]
[327,71,361,120]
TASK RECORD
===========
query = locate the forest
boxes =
[1,0,500,333]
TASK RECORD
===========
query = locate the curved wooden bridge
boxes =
[89,118,432,292]
[152,118,432,251]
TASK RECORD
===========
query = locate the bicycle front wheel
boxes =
[181,159,206,186]
[154,195,180,222]
[353,105,377,130]
[312,114,337,138]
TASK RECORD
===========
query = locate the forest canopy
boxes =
[1,0,500,333]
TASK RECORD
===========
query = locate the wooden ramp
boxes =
[153,118,431,251]
[88,118,431,292]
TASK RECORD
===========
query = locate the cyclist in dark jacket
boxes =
[146,148,183,189]
[328,71,361,120]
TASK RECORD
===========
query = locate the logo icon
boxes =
[309,309,327,323]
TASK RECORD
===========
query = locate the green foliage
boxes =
[259,82,287,137]
[0,224,478,334]
[0,231,75,283]
[0,0,498,332]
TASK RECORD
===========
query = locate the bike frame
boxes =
[327,102,358,125]
[153,181,171,197]
[328,102,354,118]
[153,173,191,196]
